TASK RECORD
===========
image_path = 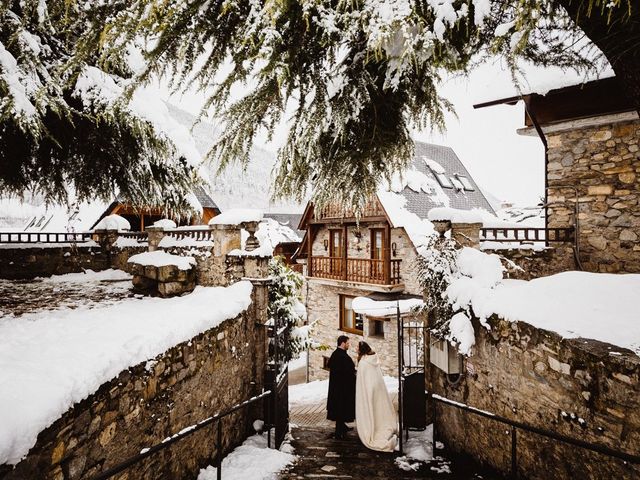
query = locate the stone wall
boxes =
[307,282,401,380]
[428,315,640,480]
[546,119,640,273]
[483,245,576,280]
[0,245,110,280]
[0,288,269,480]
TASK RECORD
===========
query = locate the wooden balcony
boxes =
[318,198,385,220]
[309,256,402,286]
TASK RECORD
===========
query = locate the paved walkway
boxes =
[286,376,495,480]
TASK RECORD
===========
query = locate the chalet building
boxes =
[91,186,221,231]
[263,213,304,270]
[295,141,494,379]
[476,75,640,273]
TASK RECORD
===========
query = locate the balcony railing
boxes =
[318,198,385,219]
[309,256,402,285]
[480,227,575,243]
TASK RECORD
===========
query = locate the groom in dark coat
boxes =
[326,335,356,439]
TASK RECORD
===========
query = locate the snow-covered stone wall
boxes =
[0,286,270,480]
[428,315,640,480]
[546,119,640,273]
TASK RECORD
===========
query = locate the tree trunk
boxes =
[557,0,640,112]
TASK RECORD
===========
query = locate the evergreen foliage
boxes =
[268,256,309,363]
[0,1,201,211]
[1,1,636,211]
[79,0,630,211]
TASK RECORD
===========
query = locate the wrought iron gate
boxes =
[264,311,290,449]
[397,307,429,454]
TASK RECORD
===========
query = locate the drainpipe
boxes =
[522,97,549,241]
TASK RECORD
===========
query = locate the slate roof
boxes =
[264,213,305,239]
[399,141,495,218]
[192,185,221,212]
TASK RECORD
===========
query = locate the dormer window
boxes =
[428,167,453,189]
[450,176,465,191]
[455,175,475,191]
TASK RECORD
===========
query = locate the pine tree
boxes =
[0,1,201,212]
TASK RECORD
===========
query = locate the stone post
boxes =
[451,222,482,249]
[145,226,165,252]
[94,229,120,253]
[210,224,242,257]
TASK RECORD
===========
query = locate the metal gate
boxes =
[264,310,290,448]
[397,307,429,454]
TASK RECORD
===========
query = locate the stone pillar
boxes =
[94,229,120,252]
[210,224,242,256]
[145,226,165,252]
[451,222,482,248]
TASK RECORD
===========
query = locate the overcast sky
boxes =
[160,59,562,208]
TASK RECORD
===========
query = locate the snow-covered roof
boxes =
[0,278,253,465]
[381,142,495,218]
[473,60,615,105]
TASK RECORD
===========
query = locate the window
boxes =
[450,176,465,191]
[369,319,385,338]
[340,295,363,335]
[432,170,453,189]
[455,175,475,191]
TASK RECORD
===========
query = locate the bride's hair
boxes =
[357,341,375,363]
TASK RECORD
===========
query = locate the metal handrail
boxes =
[90,390,273,480]
[428,391,640,478]
[0,231,93,244]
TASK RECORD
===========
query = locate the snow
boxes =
[423,157,445,174]
[0,281,253,465]
[0,41,37,117]
[38,269,132,283]
[127,250,195,270]
[469,272,640,354]
[395,426,433,471]
[209,209,264,226]
[197,433,295,480]
[153,218,177,229]
[114,236,147,248]
[443,246,640,354]
[0,240,99,250]
[289,375,398,408]
[377,190,435,252]
[427,207,483,224]
[352,297,424,317]
[386,167,450,207]
[447,312,475,356]
[94,214,130,231]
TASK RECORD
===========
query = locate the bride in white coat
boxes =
[355,341,398,452]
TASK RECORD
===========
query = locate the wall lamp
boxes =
[391,242,397,257]
[323,239,328,251]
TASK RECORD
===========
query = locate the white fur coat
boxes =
[355,354,398,452]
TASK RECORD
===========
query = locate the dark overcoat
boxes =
[326,347,356,422]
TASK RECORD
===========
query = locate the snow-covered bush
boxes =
[416,235,474,355]
[268,257,309,363]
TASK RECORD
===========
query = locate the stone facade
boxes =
[428,315,640,480]
[483,245,576,280]
[307,225,423,379]
[0,301,268,480]
[546,119,640,273]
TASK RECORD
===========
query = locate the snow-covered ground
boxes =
[0,280,253,465]
[289,375,398,408]
[0,269,135,317]
[197,433,296,480]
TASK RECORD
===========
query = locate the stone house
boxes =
[476,75,640,274]
[295,141,495,379]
